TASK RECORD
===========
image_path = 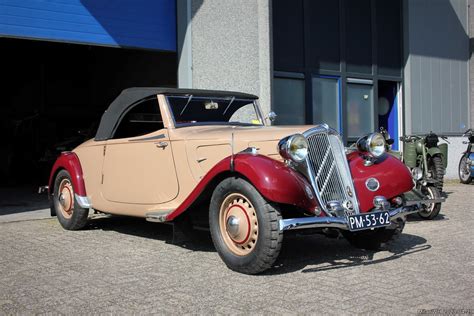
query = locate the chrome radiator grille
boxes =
[306,131,359,215]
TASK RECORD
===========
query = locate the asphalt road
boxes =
[0,183,473,314]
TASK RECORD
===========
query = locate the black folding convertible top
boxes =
[94,87,258,141]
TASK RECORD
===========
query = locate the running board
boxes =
[146,210,173,223]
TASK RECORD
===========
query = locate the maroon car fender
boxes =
[348,152,414,212]
[48,152,87,197]
[166,154,319,221]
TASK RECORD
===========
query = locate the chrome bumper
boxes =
[279,204,421,231]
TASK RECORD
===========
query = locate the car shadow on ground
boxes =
[265,232,430,275]
[85,215,216,252]
[85,215,430,274]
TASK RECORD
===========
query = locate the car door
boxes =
[101,97,179,205]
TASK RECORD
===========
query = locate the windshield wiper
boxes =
[179,94,193,116]
[222,97,235,116]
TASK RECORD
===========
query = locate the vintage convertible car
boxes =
[48,87,427,274]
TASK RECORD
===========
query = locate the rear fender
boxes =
[348,152,414,212]
[426,147,442,158]
[166,154,319,221]
[48,152,87,197]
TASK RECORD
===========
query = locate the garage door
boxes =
[0,0,176,51]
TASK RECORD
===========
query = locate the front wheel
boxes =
[209,177,283,274]
[418,186,441,220]
[459,156,472,184]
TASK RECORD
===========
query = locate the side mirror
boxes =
[266,111,277,123]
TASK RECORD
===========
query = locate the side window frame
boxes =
[110,96,163,140]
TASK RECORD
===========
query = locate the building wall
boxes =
[470,0,474,127]
[444,137,467,179]
[404,0,470,179]
[404,0,469,135]
[178,0,273,115]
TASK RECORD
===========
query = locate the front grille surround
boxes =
[302,125,360,216]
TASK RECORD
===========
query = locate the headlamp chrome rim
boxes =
[278,134,308,163]
[356,132,386,158]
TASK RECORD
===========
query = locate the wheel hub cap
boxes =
[226,215,240,238]
[59,193,66,207]
[219,193,258,256]
[58,179,74,218]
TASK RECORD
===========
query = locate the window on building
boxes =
[312,76,341,132]
[272,0,404,142]
[273,77,306,125]
[376,0,402,77]
[346,80,374,138]
[345,0,372,74]
[273,0,304,71]
[306,0,340,71]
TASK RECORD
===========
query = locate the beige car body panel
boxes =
[74,94,312,217]
[101,130,179,205]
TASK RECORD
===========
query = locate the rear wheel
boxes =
[428,154,445,191]
[53,170,89,230]
[418,186,441,220]
[209,177,282,274]
[459,156,472,184]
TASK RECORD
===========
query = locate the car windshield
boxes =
[167,95,264,127]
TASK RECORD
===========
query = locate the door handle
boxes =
[155,141,168,149]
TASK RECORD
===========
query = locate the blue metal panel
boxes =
[388,92,399,151]
[0,0,176,51]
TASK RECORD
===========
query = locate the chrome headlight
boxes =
[278,134,308,163]
[411,167,423,180]
[356,133,386,157]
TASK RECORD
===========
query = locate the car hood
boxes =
[169,125,315,142]
[171,125,316,180]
